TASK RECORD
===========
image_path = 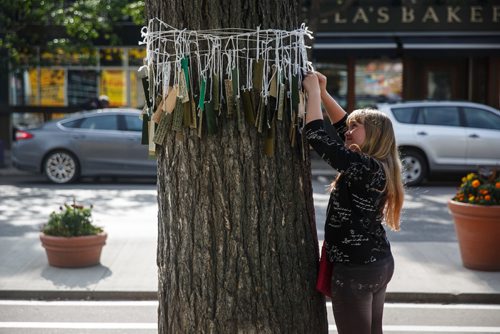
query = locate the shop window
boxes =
[68,71,98,107]
[128,48,147,67]
[40,69,65,106]
[355,59,402,109]
[129,70,146,108]
[26,69,39,105]
[99,48,124,66]
[427,70,452,100]
[100,70,126,107]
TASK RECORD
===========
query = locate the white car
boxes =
[377,101,500,186]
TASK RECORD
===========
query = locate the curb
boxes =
[1,290,500,304]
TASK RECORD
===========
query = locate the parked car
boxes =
[12,108,156,184]
[377,101,500,186]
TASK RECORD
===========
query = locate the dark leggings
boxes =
[330,255,394,334]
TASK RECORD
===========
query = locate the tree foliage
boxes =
[0,0,145,65]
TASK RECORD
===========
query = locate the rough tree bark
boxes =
[146,0,328,332]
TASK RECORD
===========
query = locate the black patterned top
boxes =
[305,116,392,265]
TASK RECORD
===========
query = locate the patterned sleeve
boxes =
[304,117,364,173]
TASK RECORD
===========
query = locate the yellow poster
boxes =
[27,69,39,105]
[40,69,65,106]
[100,70,126,107]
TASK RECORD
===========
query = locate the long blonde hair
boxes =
[347,108,404,231]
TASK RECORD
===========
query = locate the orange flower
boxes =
[485,195,491,201]
[496,182,500,189]
[480,189,489,195]
[472,180,480,188]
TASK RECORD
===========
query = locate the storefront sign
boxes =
[316,0,500,32]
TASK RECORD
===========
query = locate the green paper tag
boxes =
[198,79,206,112]
[153,112,173,146]
[205,101,217,135]
[141,114,149,145]
[181,57,190,93]
[213,73,220,111]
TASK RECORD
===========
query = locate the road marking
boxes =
[0,322,157,329]
[0,300,158,306]
[1,322,499,332]
[329,325,500,332]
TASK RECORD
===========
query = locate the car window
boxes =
[60,119,82,128]
[463,108,500,130]
[123,115,143,132]
[417,107,460,127]
[79,115,118,130]
[391,107,415,124]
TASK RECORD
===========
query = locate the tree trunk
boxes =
[146,1,328,332]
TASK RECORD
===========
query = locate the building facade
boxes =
[310,0,500,113]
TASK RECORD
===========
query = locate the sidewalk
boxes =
[1,153,500,303]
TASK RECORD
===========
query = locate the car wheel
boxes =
[43,151,80,184]
[400,149,427,186]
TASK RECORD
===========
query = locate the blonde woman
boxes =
[303,72,404,334]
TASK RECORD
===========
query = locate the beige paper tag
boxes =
[151,98,165,124]
[298,91,306,119]
[269,66,278,98]
[165,86,178,114]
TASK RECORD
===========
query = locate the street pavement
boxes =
[1,154,500,304]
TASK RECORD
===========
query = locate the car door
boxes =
[415,106,466,166]
[120,114,156,175]
[462,107,500,167]
[74,114,128,174]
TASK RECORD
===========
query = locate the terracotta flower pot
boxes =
[40,232,107,268]
[448,200,500,271]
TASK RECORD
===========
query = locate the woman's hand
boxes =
[302,72,320,96]
[316,71,327,95]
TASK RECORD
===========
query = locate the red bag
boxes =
[316,242,333,297]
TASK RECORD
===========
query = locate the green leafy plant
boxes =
[42,198,103,237]
[453,169,500,206]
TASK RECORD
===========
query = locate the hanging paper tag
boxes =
[224,79,234,116]
[190,99,197,129]
[178,70,190,103]
[253,59,264,91]
[213,73,220,111]
[141,114,150,145]
[291,74,299,114]
[142,77,152,108]
[269,66,278,98]
[257,96,265,133]
[152,96,165,124]
[241,89,255,125]
[153,112,173,146]
[289,111,297,148]
[183,102,191,127]
[231,68,239,99]
[181,57,190,93]
[164,86,178,114]
[148,116,155,157]
[298,91,306,119]
[277,83,285,121]
[205,101,217,135]
[198,79,207,112]
[172,97,184,132]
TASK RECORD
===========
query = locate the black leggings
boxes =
[330,255,394,334]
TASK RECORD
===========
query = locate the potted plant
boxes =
[448,169,500,271]
[40,198,107,268]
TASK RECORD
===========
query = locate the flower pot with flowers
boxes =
[448,169,500,271]
[40,198,107,268]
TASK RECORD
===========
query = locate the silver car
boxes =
[12,109,156,184]
[377,101,500,186]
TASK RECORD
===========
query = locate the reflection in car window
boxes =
[391,107,415,124]
[79,115,118,130]
[418,107,460,127]
[124,115,143,132]
[463,108,500,130]
[61,119,82,128]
